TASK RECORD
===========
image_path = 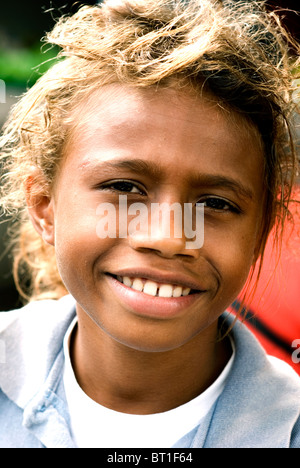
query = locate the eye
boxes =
[199,196,240,213]
[99,180,145,195]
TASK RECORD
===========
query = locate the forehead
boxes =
[65,82,263,158]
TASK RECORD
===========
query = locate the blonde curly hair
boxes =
[0,0,299,302]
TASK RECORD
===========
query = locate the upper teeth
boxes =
[118,276,191,297]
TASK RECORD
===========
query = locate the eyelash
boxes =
[198,197,241,214]
[98,181,240,213]
[99,180,146,195]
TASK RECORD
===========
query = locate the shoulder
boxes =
[0,293,77,351]
[0,295,76,332]
[0,295,76,366]
[204,314,300,448]
[0,295,76,408]
[229,316,300,394]
[267,354,300,385]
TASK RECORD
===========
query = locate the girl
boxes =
[0,0,299,448]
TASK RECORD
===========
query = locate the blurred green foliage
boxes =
[0,44,60,87]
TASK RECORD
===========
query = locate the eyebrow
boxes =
[98,159,163,181]
[82,158,254,201]
[188,173,254,201]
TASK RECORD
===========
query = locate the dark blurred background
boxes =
[0,0,299,311]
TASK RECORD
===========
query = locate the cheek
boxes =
[204,221,258,297]
[53,212,114,293]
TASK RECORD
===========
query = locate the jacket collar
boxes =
[198,314,300,448]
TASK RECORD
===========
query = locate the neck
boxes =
[70,310,231,415]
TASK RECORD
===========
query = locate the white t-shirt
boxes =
[63,318,235,448]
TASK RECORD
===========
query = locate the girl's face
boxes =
[47,84,264,352]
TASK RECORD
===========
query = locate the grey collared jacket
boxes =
[0,295,299,448]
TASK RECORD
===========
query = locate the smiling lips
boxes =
[107,272,205,319]
[117,276,192,297]
[105,266,207,318]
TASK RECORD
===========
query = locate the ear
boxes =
[25,169,55,246]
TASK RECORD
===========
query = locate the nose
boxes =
[127,205,200,259]
[129,232,194,258]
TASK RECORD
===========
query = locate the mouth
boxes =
[111,274,200,298]
[105,271,206,319]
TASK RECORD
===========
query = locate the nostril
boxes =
[128,232,186,254]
